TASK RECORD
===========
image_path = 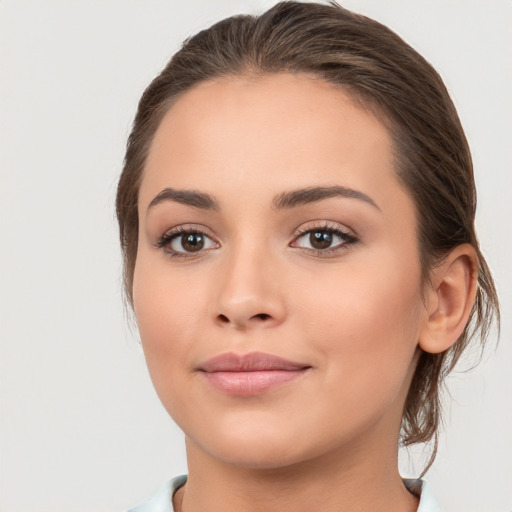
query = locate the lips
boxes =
[197,352,311,396]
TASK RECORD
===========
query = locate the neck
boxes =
[176,435,418,512]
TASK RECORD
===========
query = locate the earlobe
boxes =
[418,244,478,354]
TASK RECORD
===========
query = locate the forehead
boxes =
[139,73,411,220]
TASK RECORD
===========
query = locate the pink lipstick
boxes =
[197,352,311,396]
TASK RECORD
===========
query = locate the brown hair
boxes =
[116,1,499,470]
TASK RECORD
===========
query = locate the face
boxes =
[134,73,427,470]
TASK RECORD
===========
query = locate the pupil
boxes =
[310,230,332,249]
[183,233,204,252]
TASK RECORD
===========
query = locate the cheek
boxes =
[295,253,424,399]
[133,244,211,335]
[132,256,208,413]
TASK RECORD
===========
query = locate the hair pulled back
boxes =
[116,1,499,471]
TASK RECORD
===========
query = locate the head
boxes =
[116,1,499,471]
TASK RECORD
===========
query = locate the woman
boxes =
[116,2,499,511]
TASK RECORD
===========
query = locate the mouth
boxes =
[197,352,312,396]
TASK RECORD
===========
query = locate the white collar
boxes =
[127,475,442,512]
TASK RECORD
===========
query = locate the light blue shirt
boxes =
[127,475,442,511]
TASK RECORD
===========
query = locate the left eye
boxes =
[293,228,355,251]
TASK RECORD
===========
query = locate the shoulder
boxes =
[126,475,187,512]
[126,475,441,512]
[403,478,442,512]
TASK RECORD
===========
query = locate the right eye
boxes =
[156,227,219,257]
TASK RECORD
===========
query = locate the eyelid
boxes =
[153,220,358,259]
[290,220,359,255]
[292,220,357,240]
[154,223,220,257]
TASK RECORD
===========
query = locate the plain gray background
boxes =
[1,1,510,511]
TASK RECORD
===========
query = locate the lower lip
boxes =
[202,369,308,396]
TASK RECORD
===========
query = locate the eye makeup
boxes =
[154,220,359,260]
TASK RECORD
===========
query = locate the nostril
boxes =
[216,312,273,326]
[254,313,271,321]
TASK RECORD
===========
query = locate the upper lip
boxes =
[198,352,311,372]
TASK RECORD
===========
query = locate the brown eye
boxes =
[292,225,357,255]
[156,226,220,258]
[180,233,204,252]
[158,228,219,256]
[309,230,333,249]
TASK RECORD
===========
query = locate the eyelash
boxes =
[292,222,359,256]
[154,225,218,259]
[155,222,358,259]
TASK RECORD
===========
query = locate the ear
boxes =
[419,244,478,354]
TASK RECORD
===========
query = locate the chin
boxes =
[186,418,327,471]
[209,442,307,470]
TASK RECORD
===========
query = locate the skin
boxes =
[133,73,476,512]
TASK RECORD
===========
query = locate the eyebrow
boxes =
[272,185,380,211]
[147,185,380,212]
[148,188,220,211]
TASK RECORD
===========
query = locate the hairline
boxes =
[129,70,432,296]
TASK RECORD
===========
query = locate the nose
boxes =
[212,243,286,330]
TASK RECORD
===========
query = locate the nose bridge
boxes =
[213,235,285,329]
